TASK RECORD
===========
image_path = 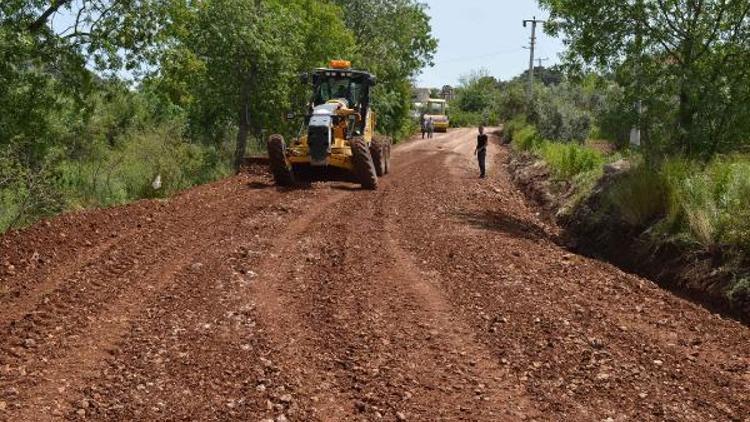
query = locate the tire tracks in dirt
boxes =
[239,142,535,421]
[0,130,747,421]
[389,129,750,421]
[0,177,279,419]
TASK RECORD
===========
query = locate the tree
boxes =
[332,0,437,136]
[455,70,499,113]
[539,0,750,159]
[161,0,355,171]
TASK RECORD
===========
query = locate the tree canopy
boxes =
[539,0,750,159]
[0,0,437,230]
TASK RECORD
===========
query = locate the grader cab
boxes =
[267,60,391,189]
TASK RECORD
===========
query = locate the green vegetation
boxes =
[661,157,750,252]
[606,165,666,227]
[443,1,750,310]
[537,142,604,181]
[539,0,750,159]
[0,0,436,232]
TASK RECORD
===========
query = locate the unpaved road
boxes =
[1,128,748,421]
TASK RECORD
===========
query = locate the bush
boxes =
[537,141,604,180]
[0,148,66,231]
[449,109,483,128]
[531,81,598,143]
[607,165,668,227]
[661,156,750,251]
[513,125,542,152]
[503,116,527,142]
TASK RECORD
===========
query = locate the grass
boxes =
[661,156,750,251]
[537,141,605,180]
[509,121,604,180]
[512,125,542,152]
[1,124,232,232]
[508,120,750,255]
[607,165,668,227]
[508,119,750,309]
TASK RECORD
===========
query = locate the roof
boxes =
[312,68,374,79]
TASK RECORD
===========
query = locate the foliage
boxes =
[0,0,436,232]
[661,156,750,251]
[532,82,595,142]
[449,68,607,141]
[448,109,485,129]
[598,154,750,255]
[539,0,750,159]
[502,116,529,143]
[606,165,668,227]
[511,124,542,152]
[333,0,437,136]
[454,70,499,113]
[537,141,604,180]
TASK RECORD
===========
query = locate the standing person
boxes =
[474,126,488,178]
[427,117,434,139]
[420,114,427,139]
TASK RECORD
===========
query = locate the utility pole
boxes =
[536,57,549,68]
[522,16,545,101]
[630,0,644,148]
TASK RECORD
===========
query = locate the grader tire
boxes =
[267,134,294,186]
[373,135,393,175]
[351,137,378,190]
[370,141,386,177]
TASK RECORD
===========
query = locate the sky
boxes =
[416,0,565,88]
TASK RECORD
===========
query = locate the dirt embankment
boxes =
[0,128,748,421]
[507,149,750,322]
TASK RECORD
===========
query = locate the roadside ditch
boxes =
[505,144,749,324]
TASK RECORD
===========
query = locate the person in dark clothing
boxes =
[474,126,488,178]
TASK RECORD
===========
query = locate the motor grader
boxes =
[267,60,391,189]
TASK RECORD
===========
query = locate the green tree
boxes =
[161,0,355,171]
[540,0,750,159]
[332,0,438,136]
[455,70,499,113]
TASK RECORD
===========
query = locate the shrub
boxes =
[531,81,597,142]
[449,109,482,128]
[537,141,604,180]
[659,156,750,251]
[503,116,527,142]
[728,277,750,308]
[513,125,542,152]
[607,165,668,227]
[0,148,66,231]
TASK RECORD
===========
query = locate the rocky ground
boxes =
[0,128,748,421]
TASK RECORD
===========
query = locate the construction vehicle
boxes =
[424,98,449,132]
[267,60,391,189]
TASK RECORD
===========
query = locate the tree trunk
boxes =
[677,84,693,156]
[233,81,251,173]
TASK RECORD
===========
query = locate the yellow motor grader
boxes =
[267,60,391,189]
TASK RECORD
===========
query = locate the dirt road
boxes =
[1,128,748,421]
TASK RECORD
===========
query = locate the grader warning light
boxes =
[329,59,352,69]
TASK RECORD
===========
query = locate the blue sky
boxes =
[417,0,565,88]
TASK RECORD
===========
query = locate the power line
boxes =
[435,48,523,64]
